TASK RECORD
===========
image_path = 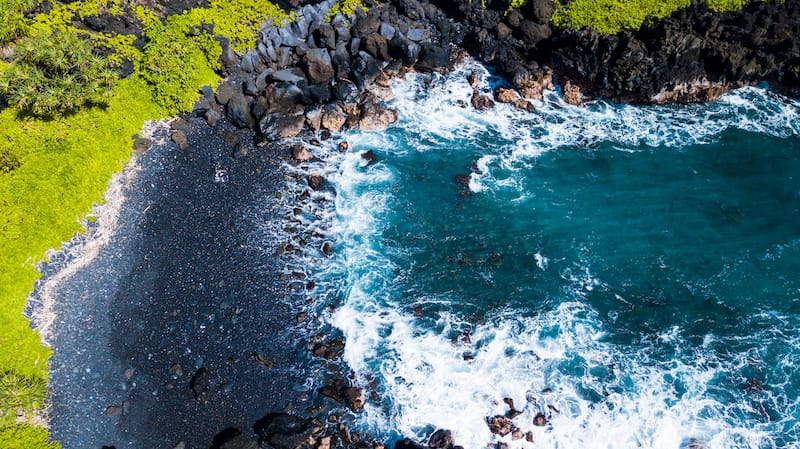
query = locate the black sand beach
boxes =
[36,118,308,449]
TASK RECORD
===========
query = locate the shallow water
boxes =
[304,63,800,449]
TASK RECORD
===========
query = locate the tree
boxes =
[0,30,116,117]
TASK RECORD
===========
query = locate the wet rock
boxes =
[525,432,533,442]
[308,173,325,190]
[532,412,547,427]
[361,150,377,164]
[487,416,513,436]
[259,112,306,141]
[513,99,535,112]
[321,242,333,256]
[343,386,366,412]
[171,130,188,150]
[494,88,518,104]
[471,90,494,111]
[562,81,584,105]
[210,428,258,449]
[395,438,426,449]
[254,413,315,449]
[305,107,323,130]
[427,429,453,449]
[321,103,348,131]
[468,71,479,88]
[189,367,211,403]
[290,143,314,162]
[683,438,708,449]
[318,436,332,449]
[359,103,398,131]
[319,385,341,401]
[511,429,523,440]
[338,141,349,152]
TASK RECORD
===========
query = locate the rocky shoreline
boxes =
[111,0,800,448]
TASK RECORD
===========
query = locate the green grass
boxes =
[550,0,752,34]
[0,0,290,446]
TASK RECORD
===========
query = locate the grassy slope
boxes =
[0,0,296,445]
[551,0,749,34]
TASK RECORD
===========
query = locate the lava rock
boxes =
[487,416,513,436]
[303,48,335,85]
[343,387,365,411]
[259,112,306,141]
[189,367,211,403]
[254,413,315,449]
[427,429,453,449]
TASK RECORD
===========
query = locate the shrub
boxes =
[0,30,117,117]
[707,0,748,11]
[139,17,221,114]
[0,0,35,45]
[550,0,691,34]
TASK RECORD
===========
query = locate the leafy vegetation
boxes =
[0,423,60,449]
[0,30,117,116]
[550,0,751,34]
[707,0,748,11]
[550,0,691,34]
[0,0,290,446]
[326,0,367,21]
[0,0,35,45]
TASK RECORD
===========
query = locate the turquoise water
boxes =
[299,64,800,448]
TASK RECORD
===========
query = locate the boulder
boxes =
[210,428,259,449]
[494,88,518,103]
[305,107,323,130]
[303,48,335,84]
[315,23,337,49]
[359,102,398,131]
[308,173,325,190]
[352,51,382,87]
[562,81,584,105]
[362,33,390,60]
[270,69,307,86]
[331,43,351,79]
[259,113,306,141]
[332,79,360,104]
[290,144,314,161]
[343,386,365,411]
[487,416,513,436]
[532,412,547,426]
[361,150,377,163]
[171,130,188,150]
[353,15,381,36]
[395,438,426,449]
[415,44,452,73]
[226,93,254,128]
[321,103,348,131]
[216,81,239,105]
[471,90,495,111]
[519,20,551,45]
[132,137,152,153]
[389,34,421,64]
[253,413,315,449]
[427,429,453,449]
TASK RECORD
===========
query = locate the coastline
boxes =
[6,0,800,447]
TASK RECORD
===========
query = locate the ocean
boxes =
[294,62,800,449]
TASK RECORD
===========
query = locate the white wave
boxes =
[304,59,800,449]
